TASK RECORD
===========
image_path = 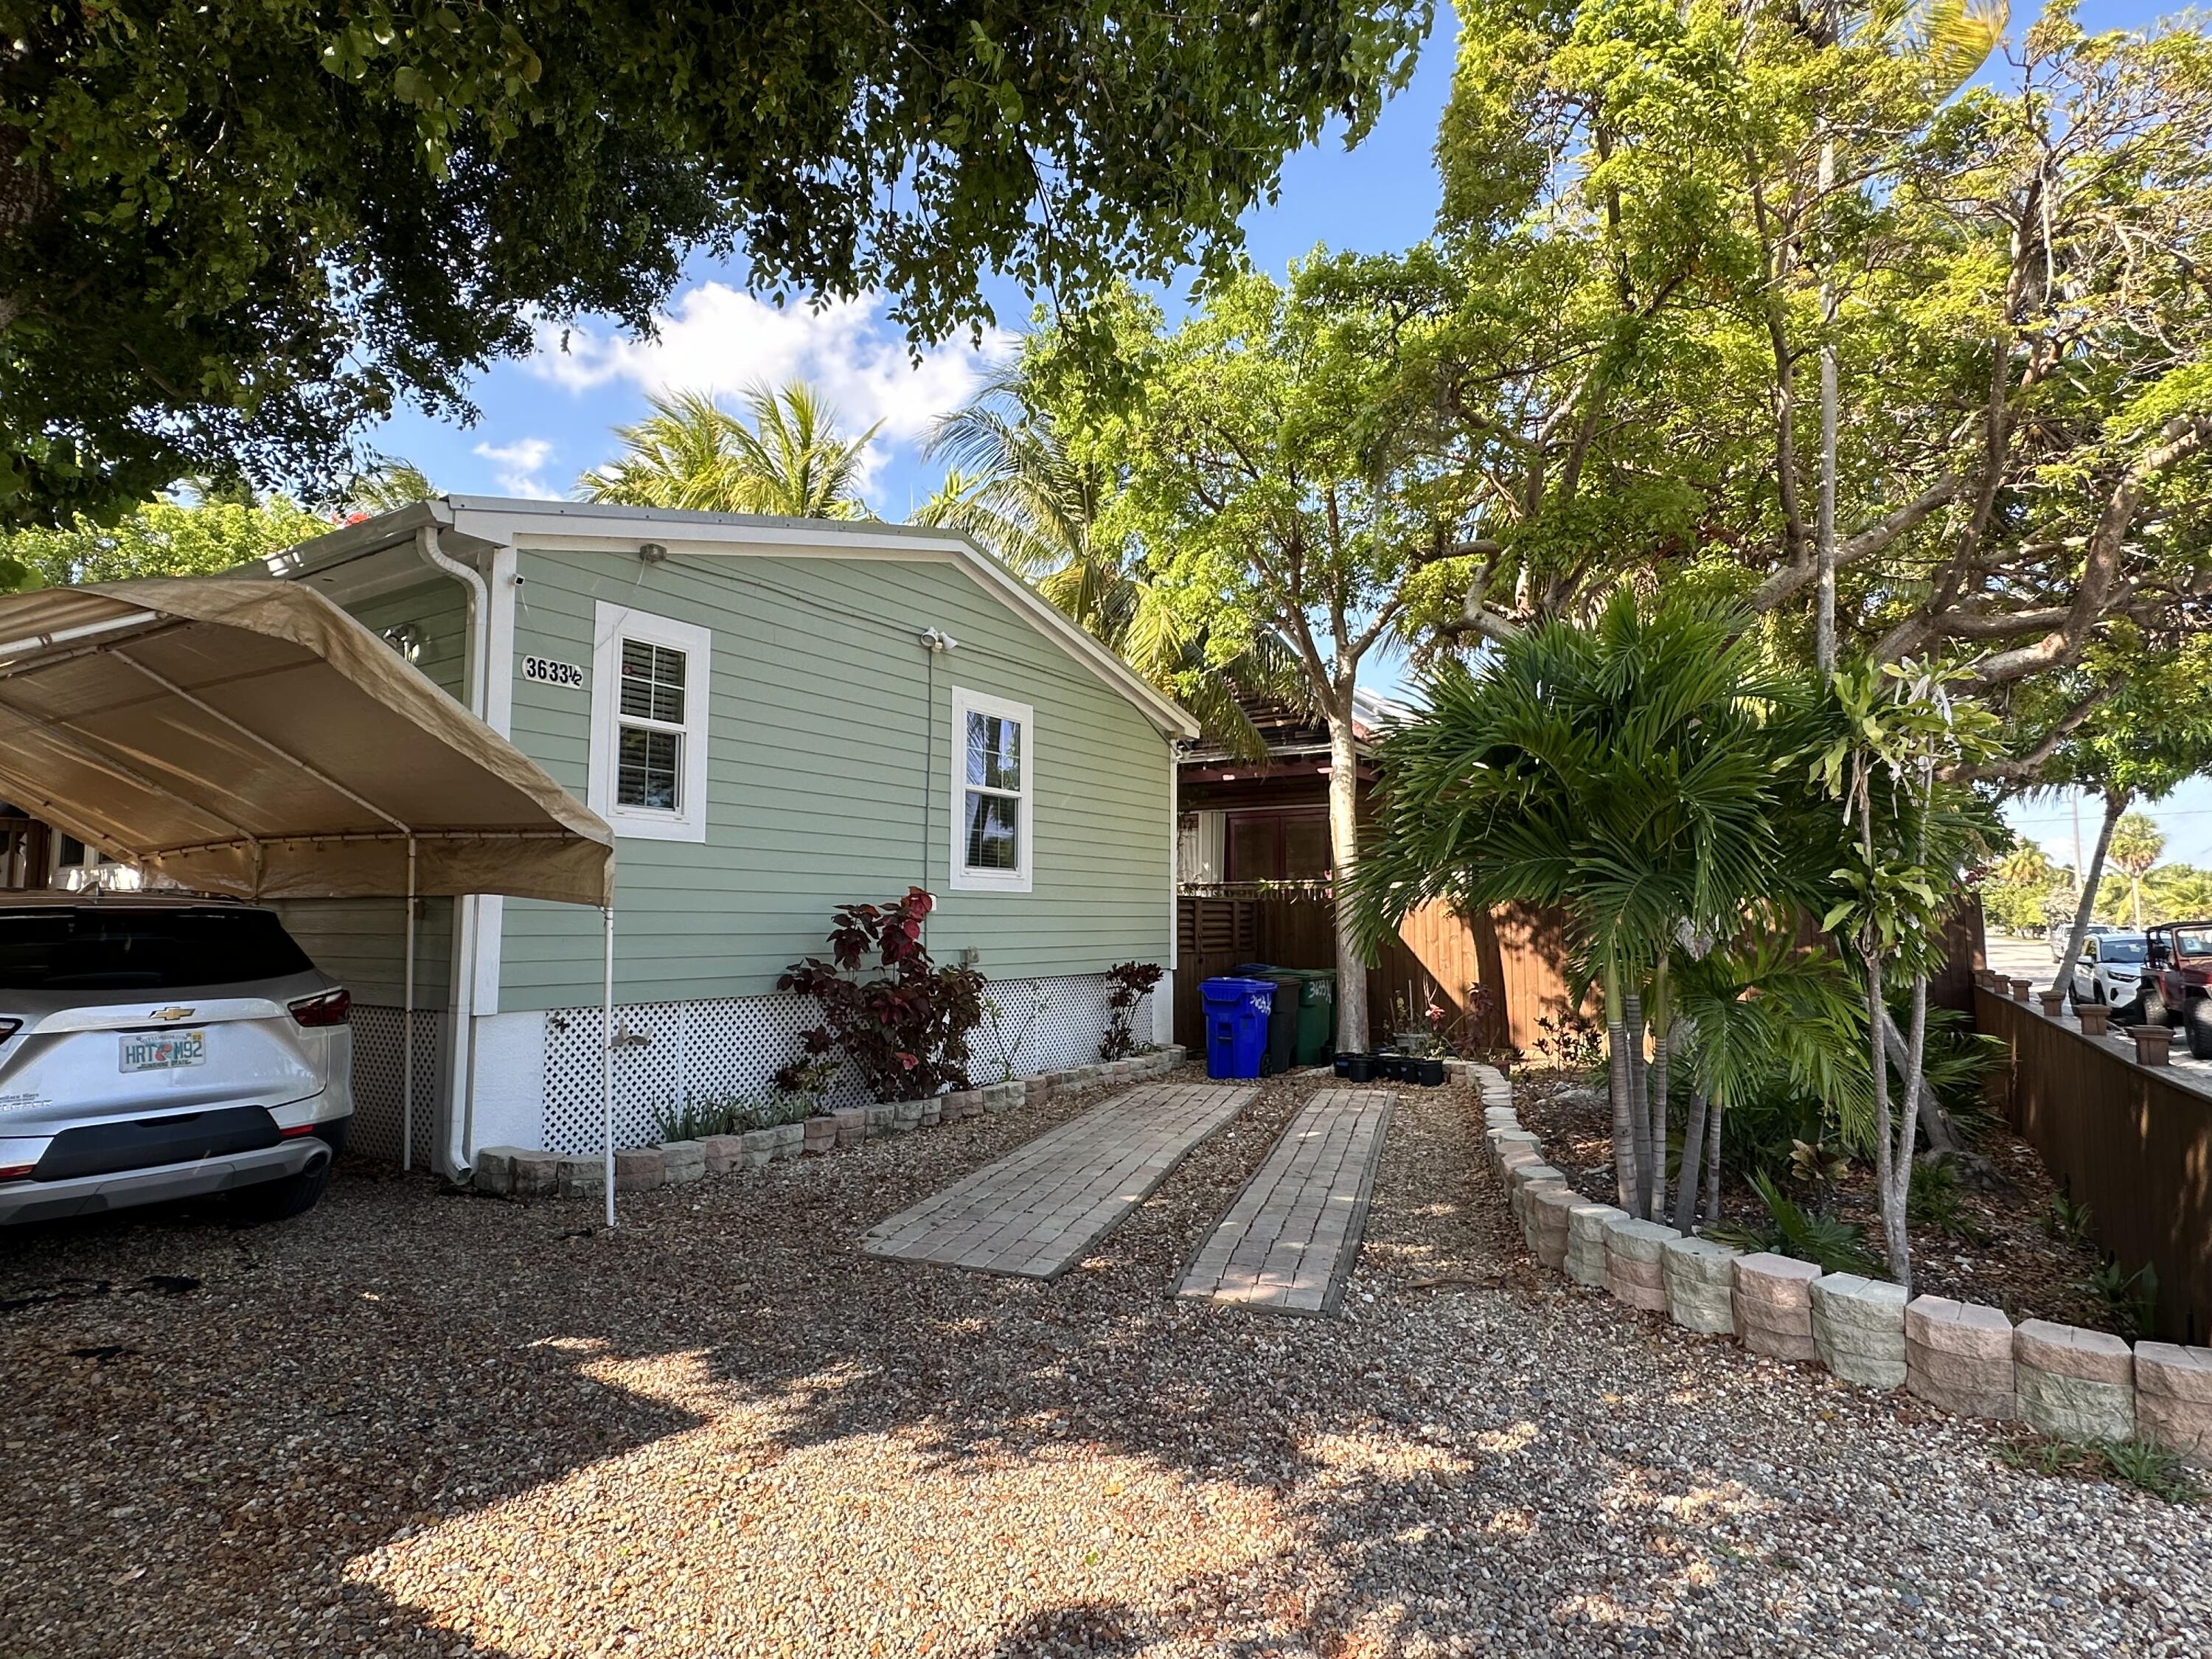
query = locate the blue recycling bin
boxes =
[1201,976,1276,1079]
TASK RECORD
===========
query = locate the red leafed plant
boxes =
[1098,960,1165,1060]
[776,888,985,1103]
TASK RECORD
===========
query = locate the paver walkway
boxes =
[862,1082,1254,1279]
[1177,1088,1394,1316]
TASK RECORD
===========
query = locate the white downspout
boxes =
[416,524,490,1180]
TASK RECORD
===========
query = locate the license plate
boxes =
[120,1031,206,1072]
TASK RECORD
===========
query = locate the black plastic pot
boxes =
[1374,1051,1408,1082]
[1413,1056,1447,1087]
[1337,1051,1375,1082]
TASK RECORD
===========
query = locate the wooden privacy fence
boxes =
[1976,987,2211,1343]
[1174,888,1586,1055]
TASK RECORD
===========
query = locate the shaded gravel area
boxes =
[5,1063,2209,1657]
[1512,1072,2116,1330]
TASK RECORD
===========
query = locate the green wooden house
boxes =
[252,498,1195,1172]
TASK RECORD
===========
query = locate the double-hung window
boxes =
[588,602,712,842]
[950,687,1033,892]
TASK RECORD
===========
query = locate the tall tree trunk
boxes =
[1866,939,1896,1279]
[1703,1093,1725,1229]
[2050,790,2127,998]
[1883,975,1929,1291]
[1646,1023,1670,1224]
[1877,1003,1958,1155]
[1624,990,1652,1220]
[1326,707,1369,1054]
[1674,1085,1711,1234]
[1814,138,1839,676]
[1604,964,1635,1208]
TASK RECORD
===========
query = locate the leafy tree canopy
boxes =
[1,0,1431,527]
[0,493,332,587]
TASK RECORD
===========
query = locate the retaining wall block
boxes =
[699,1133,747,1175]
[802,1118,837,1156]
[1027,1074,1057,1105]
[863,1103,897,1137]
[655,1141,707,1186]
[1517,1177,1568,1251]
[613,1147,666,1193]
[1810,1273,1909,1388]
[471,1147,518,1197]
[887,1100,926,1135]
[555,1154,606,1199]
[1905,1296,2016,1419]
[1733,1253,1822,1362]
[1490,1130,1540,1178]
[509,1150,560,1198]
[1527,1183,1578,1269]
[832,1109,866,1150]
[1602,1216,1677,1312]
[738,1127,779,1169]
[1507,1162,1565,1225]
[1565,1203,1627,1288]
[2134,1343,2212,1465]
[1662,1236,1742,1335]
[918,1099,942,1128]
[770,1122,806,1160]
[2015,1320,2135,1442]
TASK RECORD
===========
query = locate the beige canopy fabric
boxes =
[0,578,614,906]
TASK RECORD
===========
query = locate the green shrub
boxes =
[1705,1170,1886,1277]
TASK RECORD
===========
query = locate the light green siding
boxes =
[498,546,1174,1009]
[274,578,467,1000]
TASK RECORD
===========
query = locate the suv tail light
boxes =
[288,988,351,1028]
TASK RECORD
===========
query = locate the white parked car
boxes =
[2070,929,2149,1013]
[0,894,352,1225]
[2053,920,2119,961]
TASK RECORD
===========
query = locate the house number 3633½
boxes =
[520,655,585,689]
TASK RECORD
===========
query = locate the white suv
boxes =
[0,894,352,1225]
[2070,930,2149,1014]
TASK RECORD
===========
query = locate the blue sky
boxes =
[366,0,2206,869]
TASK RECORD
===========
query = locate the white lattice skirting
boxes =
[348,1004,445,1166]
[538,975,1137,1157]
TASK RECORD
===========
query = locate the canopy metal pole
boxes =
[402,837,418,1172]
[602,905,616,1231]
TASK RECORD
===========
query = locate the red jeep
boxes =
[2142,920,2212,1059]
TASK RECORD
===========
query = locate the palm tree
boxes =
[578,383,878,519]
[1353,588,1836,1217]
[2108,811,2166,928]
[915,366,1303,760]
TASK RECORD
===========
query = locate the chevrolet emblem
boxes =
[151,1006,195,1022]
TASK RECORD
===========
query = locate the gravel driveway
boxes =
[5,1066,2208,1657]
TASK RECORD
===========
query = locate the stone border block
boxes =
[832,1109,866,1149]
[1602,1217,1676,1312]
[1527,1183,1579,1270]
[510,1150,560,1197]
[1565,1203,1625,1288]
[1733,1253,1820,1362]
[471,1146,519,1197]
[740,1127,779,1169]
[2135,1343,2212,1464]
[1905,1295,2015,1419]
[655,1141,707,1186]
[2016,1320,2135,1442]
[1811,1273,1908,1388]
[803,1117,837,1155]
[613,1147,665,1192]
[555,1154,605,1198]
[1662,1235,1741,1335]
[699,1133,746,1175]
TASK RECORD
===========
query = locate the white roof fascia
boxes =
[435,498,1200,740]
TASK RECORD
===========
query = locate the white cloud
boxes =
[473,437,555,497]
[524,285,1015,487]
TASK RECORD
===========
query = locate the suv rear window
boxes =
[0,907,315,991]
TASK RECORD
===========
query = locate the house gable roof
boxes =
[256,497,1200,740]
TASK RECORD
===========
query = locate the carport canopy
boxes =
[0,578,613,903]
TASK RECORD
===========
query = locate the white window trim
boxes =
[587,600,712,844]
[949,686,1034,894]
